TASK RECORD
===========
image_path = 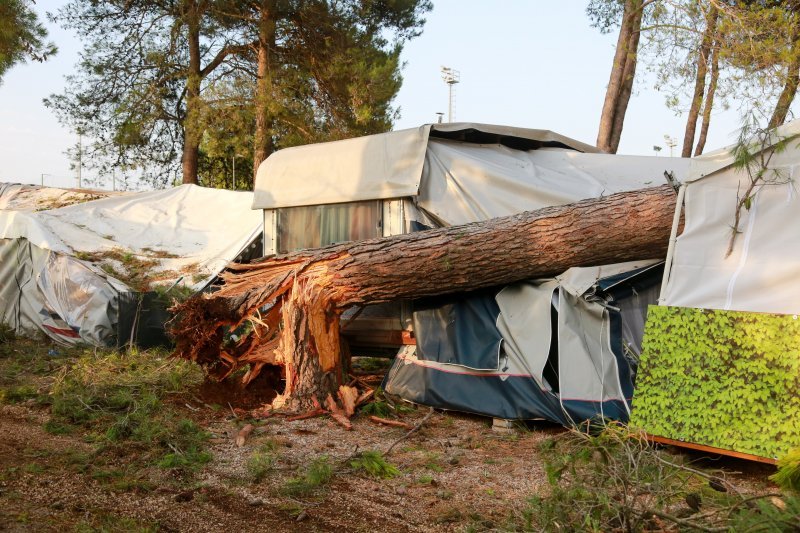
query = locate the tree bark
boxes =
[682,6,718,158]
[694,35,719,157]
[182,0,202,185]
[769,40,800,130]
[608,6,643,153]
[597,0,644,154]
[253,1,276,179]
[173,185,678,410]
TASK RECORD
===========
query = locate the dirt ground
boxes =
[0,397,779,532]
[0,395,562,532]
[0,348,780,533]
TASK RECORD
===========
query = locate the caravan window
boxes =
[276,201,382,254]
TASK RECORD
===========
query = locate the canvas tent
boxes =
[0,182,120,211]
[630,119,800,460]
[659,119,800,314]
[384,260,665,423]
[253,122,690,423]
[0,184,262,347]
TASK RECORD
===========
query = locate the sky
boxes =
[0,1,786,190]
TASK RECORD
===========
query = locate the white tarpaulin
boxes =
[252,123,611,211]
[418,140,687,226]
[0,183,119,211]
[0,184,262,289]
[661,120,800,314]
[253,126,432,209]
[496,260,660,399]
[0,183,263,346]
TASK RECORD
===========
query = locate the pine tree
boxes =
[0,0,56,85]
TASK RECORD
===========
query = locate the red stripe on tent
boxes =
[43,325,80,338]
[397,353,535,378]
[397,353,632,404]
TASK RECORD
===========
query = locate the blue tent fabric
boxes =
[384,264,663,424]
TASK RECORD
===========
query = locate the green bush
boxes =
[282,456,333,496]
[519,425,800,532]
[772,448,800,492]
[349,450,400,479]
[49,348,209,470]
[247,443,277,482]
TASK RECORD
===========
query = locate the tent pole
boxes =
[658,183,686,304]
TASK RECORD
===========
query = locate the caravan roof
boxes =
[253,123,690,226]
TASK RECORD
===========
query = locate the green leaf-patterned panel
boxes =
[631,306,800,460]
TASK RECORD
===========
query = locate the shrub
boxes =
[349,450,400,479]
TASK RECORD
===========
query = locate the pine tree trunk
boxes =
[173,185,678,411]
[182,1,202,185]
[608,6,643,153]
[597,0,643,153]
[682,6,718,158]
[769,39,800,130]
[694,39,719,157]
[253,1,276,179]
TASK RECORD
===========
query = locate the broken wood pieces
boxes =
[235,423,255,447]
[368,416,412,430]
[326,393,353,430]
[337,385,359,417]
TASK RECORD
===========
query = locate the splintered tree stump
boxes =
[172,185,677,411]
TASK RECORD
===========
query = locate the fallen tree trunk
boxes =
[172,184,677,411]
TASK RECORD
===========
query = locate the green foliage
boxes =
[359,387,414,417]
[349,450,400,479]
[772,448,800,492]
[0,0,56,84]
[49,0,431,188]
[0,323,15,343]
[631,306,800,459]
[247,442,278,483]
[518,424,797,532]
[0,384,38,404]
[49,348,209,470]
[282,456,334,497]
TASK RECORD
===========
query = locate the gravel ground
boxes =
[0,387,778,532]
[0,398,563,532]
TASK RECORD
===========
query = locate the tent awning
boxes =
[251,123,604,210]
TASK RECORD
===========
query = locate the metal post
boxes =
[77,133,82,189]
[658,183,687,305]
[232,155,236,190]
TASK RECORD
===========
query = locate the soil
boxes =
[0,376,779,532]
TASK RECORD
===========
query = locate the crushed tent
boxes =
[384,262,664,424]
[0,184,262,347]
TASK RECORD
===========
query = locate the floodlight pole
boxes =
[663,135,677,158]
[440,67,460,122]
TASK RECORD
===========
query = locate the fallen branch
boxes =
[235,424,255,447]
[384,407,435,456]
[355,389,375,407]
[369,416,412,430]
